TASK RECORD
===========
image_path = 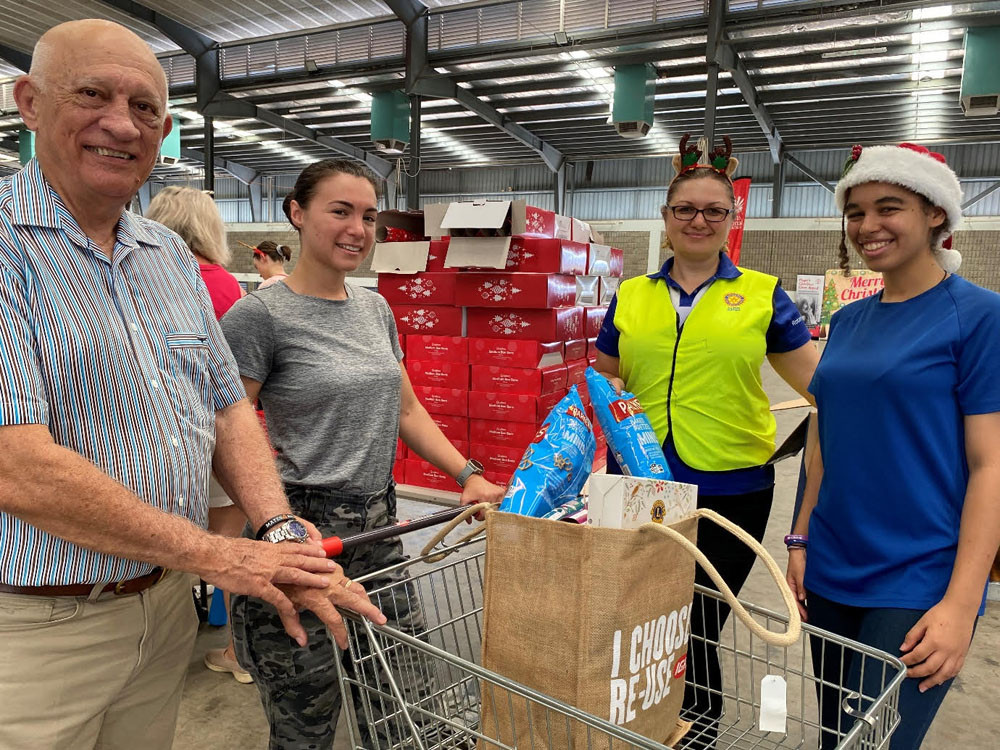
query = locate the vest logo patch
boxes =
[724,292,745,310]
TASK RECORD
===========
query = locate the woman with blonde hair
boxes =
[145,185,252,684]
[253,240,292,288]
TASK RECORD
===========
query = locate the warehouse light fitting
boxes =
[820,46,888,59]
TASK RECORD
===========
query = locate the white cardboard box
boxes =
[588,474,697,530]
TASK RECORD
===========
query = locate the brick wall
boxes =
[598,231,652,280]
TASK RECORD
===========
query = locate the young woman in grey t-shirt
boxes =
[222,158,504,749]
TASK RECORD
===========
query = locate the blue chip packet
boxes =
[585,367,672,480]
[499,386,596,518]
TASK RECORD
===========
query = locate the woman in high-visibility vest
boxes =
[787,143,1000,749]
[595,135,819,748]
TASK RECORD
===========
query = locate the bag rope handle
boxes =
[419,502,495,562]
[642,508,801,647]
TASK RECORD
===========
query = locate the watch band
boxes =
[455,459,484,488]
[255,514,295,541]
[262,519,309,544]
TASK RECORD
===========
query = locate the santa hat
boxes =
[834,143,963,272]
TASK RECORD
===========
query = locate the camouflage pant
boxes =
[232,483,452,750]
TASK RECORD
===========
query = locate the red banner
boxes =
[727,177,752,266]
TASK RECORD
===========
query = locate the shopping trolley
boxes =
[333,538,905,749]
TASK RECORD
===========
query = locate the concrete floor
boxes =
[173,362,1000,749]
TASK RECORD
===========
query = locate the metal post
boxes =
[203,115,215,194]
[704,0,724,146]
[553,162,567,215]
[248,177,263,223]
[407,95,421,211]
[772,156,785,219]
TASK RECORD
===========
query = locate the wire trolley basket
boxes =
[334,539,905,749]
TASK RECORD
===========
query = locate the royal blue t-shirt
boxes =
[806,275,1000,615]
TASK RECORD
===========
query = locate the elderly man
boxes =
[0,19,384,750]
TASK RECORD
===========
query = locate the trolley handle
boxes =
[320,506,468,557]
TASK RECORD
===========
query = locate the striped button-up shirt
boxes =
[0,160,246,585]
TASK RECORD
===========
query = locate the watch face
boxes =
[287,520,308,539]
[469,459,485,473]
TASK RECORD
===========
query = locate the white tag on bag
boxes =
[759,675,787,733]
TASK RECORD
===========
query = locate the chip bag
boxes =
[585,367,673,480]
[499,386,595,518]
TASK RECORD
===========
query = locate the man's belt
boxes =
[0,567,168,597]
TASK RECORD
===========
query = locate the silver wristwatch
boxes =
[455,459,485,488]
[261,518,309,544]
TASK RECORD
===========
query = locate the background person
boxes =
[221,158,504,749]
[145,185,253,684]
[253,240,292,288]
[786,143,1000,749]
[594,135,819,748]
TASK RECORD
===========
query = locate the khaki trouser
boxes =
[0,569,198,750]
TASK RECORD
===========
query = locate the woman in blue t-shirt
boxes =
[786,143,1000,749]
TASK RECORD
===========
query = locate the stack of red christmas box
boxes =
[373,201,622,492]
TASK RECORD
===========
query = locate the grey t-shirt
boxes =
[220,281,404,494]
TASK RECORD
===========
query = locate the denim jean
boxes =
[806,590,968,750]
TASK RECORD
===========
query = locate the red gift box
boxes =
[378,273,458,305]
[467,338,563,368]
[470,364,567,396]
[609,248,624,277]
[425,239,452,272]
[468,390,566,424]
[450,439,469,456]
[395,439,407,460]
[392,305,464,336]
[584,306,609,338]
[586,337,599,358]
[407,360,469,390]
[566,359,588,387]
[466,307,583,342]
[414,385,468,417]
[403,459,455,492]
[505,237,587,275]
[429,413,468,443]
[600,276,620,305]
[407,335,468,364]
[470,442,524,475]
[564,338,587,361]
[392,461,405,484]
[485,470,512,487]
[524,205,557,238]
[469,418,540,448]
[456,273,576,309]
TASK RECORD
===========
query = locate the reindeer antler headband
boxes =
[670,134,739,184]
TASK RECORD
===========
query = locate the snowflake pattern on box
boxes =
[505,246,534,268]
[399,308,439,331]
[489,313,531,336]
[397,278,437,300]
[525,209,546,234]
[477,279,522,302]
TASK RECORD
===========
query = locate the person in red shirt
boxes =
[145,185,251,683]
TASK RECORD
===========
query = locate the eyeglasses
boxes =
[666,205,733,223]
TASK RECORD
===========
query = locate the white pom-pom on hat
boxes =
[835,143,963,268]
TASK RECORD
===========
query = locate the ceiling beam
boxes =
[0,42,32,74]
[96,0,394,179]
[180,146,259,185]
[385,0,565,173]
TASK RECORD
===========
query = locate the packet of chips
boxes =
[499,386,596,518]
[585,367,672,480]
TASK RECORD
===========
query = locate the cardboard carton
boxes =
[564,338,587,362]
[429,413,468,443]
[391,305,464,337]
[506,237,587,275]
[466,307,584,341]
[467,338,563,368]
[406,360,470,390]
[407,335,468,364]
[413,385,468,417]
[588,474,698,530]
[599,276,621,305]
[574,275,601,306]
[455,273,576,309]
[469,419,540,448]
[467,389,567,424]
[565,359,588,387]
[470,442,524,476]
[371,210,430,273]
[470,363,567,396]
[584,305,609,338]
[403,459,455,492]
[378,272,457,305]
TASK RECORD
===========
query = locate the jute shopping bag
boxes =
[477,508,800,749]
